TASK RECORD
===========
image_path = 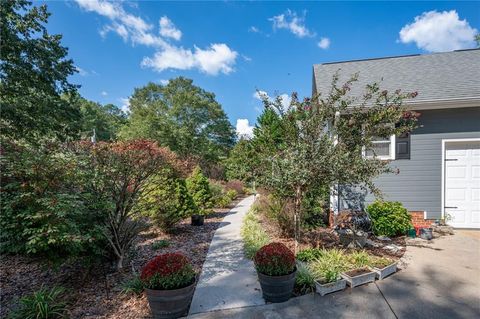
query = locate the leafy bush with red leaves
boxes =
[226,180,244,195]
[254,242,295,276]
[141,253,195,290]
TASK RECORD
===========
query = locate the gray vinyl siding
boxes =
[364,107,480,219]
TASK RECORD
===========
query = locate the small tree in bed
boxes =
[74,139,183,269]
[254,74,419,252]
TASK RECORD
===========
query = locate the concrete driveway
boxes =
[188,231,480,319]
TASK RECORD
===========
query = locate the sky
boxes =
[42,1,480,137]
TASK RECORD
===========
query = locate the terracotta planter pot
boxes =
[257,268,296,303]
[145,282,195,319]
[191,214,204,226]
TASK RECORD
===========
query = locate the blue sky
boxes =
[42,1,479,136]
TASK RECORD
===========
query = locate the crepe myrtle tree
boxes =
[73,139,185,270]
[255,74,419,252]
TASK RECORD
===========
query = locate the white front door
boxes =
[445,140,480,228]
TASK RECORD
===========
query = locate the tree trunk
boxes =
[293,186,303,254]
[116,255,124,271]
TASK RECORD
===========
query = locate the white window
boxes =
[364,135,396,160]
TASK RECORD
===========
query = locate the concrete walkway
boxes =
[189,230,480,318]
[188,195,265,315]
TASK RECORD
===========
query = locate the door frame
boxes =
[441,138,480,221]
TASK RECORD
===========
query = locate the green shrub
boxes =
[296,248,325,262]
[295,263,315,294]
[121,275,144,296]
[366,201,412,237]
[241,207,270,259]
[226,189,237,201]
[301,188,328,230]
[209,182,224,205]
[210,182,237,208]
[142,171,197,231]
[152,239,170,250]
[186,166,213,215]
[0,141,106,261]
[8,286,67,319]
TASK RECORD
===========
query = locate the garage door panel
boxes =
[472,211,480,223]
[446,166,467,178]
[445,140,480,229]
[472,166,480,179]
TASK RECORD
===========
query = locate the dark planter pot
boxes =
[191,215,204,226]
[145,282,195,319]
[257,268,296,303]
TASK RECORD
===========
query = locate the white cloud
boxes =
[253,90,269,100]
[236,119,254,139]
[318,37,330,49]
[399,10,478,52]
[159,16,182,40]
[249,26,260,33]
[76,66,88,76]
[269,9,315,38]
[141,43,238,75]
[101,91,108,96]
[253,90,291,112]
[119,97,130,112]
[75,0,238,75]
[159,79,170,85]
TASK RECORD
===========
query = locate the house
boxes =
[313,49,480,229]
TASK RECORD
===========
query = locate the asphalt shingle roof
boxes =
[313,49,480,104]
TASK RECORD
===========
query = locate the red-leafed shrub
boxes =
[254,243,295,276]
[141,253,196,290]
[226,180,244,195]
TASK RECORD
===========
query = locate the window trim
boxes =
[363,135,396,160]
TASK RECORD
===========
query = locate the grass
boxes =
[121,275,144,296]
[241,205,270,259]
[151,239,170,250]
[308,248,349,283]
[8,286,67,319]
[296,248,325,262]
[303,248,395,284]
[295,262,316,294]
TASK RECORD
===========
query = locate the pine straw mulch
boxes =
[0,196,246,319]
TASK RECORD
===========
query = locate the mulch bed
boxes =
[256,208,406,261]
[0,196,246,319]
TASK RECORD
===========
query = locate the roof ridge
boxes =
[316,48,480,66]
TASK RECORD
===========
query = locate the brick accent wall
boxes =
[410,211,436,228]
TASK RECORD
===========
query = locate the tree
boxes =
[119,77,236,167]
[224,138,258,183]
[76,96,127,141]
[254,74,419,252]
[74,139,183,269]
[141,169,197,231]
[0,0,80,141]
[186,166,213,215]
[475,33,480,47]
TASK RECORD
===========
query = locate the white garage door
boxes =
[445,140,480,228]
